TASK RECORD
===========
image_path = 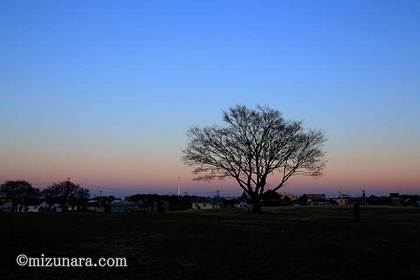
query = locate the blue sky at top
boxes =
[1,0,419,195]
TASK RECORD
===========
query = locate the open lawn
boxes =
[2,206,420,280]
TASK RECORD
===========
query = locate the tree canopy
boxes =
[183,105,326,213]
[42,180,89,206]
[0,180,40,204]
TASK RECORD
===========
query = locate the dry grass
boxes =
[1,206,420,279]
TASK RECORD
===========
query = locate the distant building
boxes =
[86,200,105,212]
[192,202,221,210]
[0,202,13,213]
[222,199,237,208]
[297,194,329,206]
[234,200,250,209]
[111,200,136,213]
[335,198,351,205]
[279,192,298,201]
[39,202,49,212]
[50,203,63,213]
[305,194,326,200]
[335,193,352,205]
[66,205,82,211]
[396,194,420,207]
[308,199,333,206]
[110,200,144,213]
[262,190,283,206]
[390,193,401,206]
[366,195,389,205]
[26,205,40,213]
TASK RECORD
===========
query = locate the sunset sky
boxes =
[1,0,420,197]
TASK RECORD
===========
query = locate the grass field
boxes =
[2,206,420,279]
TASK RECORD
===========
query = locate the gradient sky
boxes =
[1,0,420,197]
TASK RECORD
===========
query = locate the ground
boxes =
[1,206,420,280]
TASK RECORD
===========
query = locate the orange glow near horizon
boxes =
[1,147,419,195]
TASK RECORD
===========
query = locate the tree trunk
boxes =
[251,196,262,214]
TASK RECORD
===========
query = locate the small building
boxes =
[366,195,389,205]
[335,193,352,205]
[234,200,250,209]
[192,202,221,210]
[0,202,13,213]
[308,199,333,206]
[305,194,326,200]
[51,203,63,213]
[15,202,50,213]
[390,193,401,206]
[38,202,49,212]
[15,204,41,213]
[279,192,298,201]
[111,200,141,213]
[65,205,82,211]
[86,205,105,212]
[16,204,26,212]
[335,198,351,205]
[86,200,105,212]
[26,205,40,212]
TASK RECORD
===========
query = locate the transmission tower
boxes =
[177,176,181,196]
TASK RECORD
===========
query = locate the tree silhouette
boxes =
[0,180,40,206]
[183,105,326,213]
[42,180,89,208]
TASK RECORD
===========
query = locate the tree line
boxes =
[0,180,89,208]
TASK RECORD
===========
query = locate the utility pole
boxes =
[98,190,102,212]
[362,189,366,206]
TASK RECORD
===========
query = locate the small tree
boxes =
[42,180,89,209]
[0,180,40,206]
[183,105,326,213]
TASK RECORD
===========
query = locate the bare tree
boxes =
[0,180,40,206]
[183,105,326,213]
[42,180,89,209]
